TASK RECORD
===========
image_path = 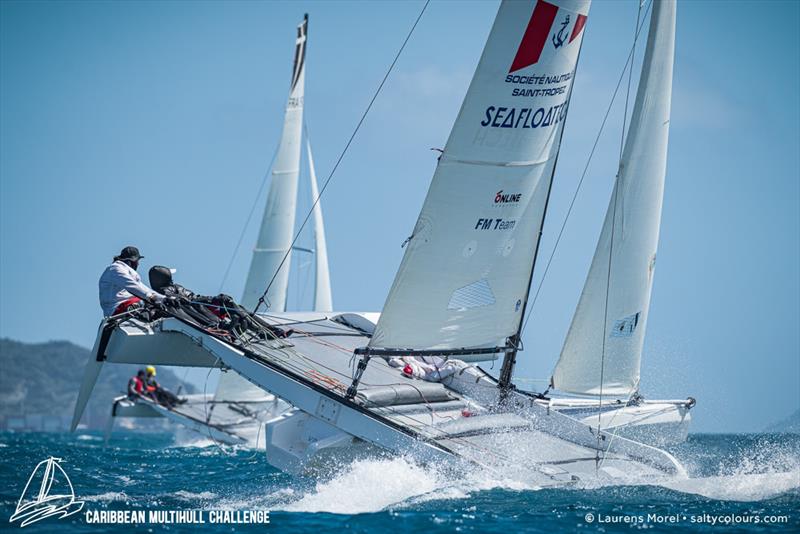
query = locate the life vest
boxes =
[146,379,158,393]
[128,376,144,394]
[114,296,142,315]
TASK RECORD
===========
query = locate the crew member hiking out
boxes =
[99,246,165,316]
[127,369,147,400]
[144,366,185,408]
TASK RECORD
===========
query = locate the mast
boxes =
[498,44,585,392]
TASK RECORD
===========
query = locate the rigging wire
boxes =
[201,358,236,457]
[200,359,268,460]
[520,0,654,338]
[251,0,432,314]
[597,0,644,464]
[217,144,281,294]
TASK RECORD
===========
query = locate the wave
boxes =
[659,470,800,502]
[270,435,800,513]
[174,490,218,501]
[276,456,539,515]
[84,491,129,502]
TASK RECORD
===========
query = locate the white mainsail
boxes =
[308,139,333,312]
[551,0,676,397]
[241,14,308,311]
[370,0,590,353]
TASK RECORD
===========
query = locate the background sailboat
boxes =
[104,15,332,447]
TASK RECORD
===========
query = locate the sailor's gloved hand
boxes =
[164,296,181,308]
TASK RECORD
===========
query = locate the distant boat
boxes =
[102,14,329,446]
[10,457,84,528]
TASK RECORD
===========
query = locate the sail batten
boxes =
[241,15,308,312]
[551,0,676,397]
[370,0,591,356]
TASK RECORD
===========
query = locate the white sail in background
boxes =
[552,0,676,397]
[370,0,590,353]
[214,370,272,403]
[232,15,309,405]
[241,14,308,311]
[308,139,333,312]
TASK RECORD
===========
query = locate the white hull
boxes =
[105,392,290,448]
[536,397,692,447]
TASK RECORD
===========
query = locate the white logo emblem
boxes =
[10,457,84,528]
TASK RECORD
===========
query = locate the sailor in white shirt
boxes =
[99,246,165,316]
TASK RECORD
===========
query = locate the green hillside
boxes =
[0,338,193,430]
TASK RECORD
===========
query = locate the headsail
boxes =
[369,0,590,355]
[241,14,308,311]
[551,0,676,397]
[307,139,333,312]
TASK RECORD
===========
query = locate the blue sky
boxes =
[1,0,797,432]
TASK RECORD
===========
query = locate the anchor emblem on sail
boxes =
[9,457,84,527]
[552,14,570,48]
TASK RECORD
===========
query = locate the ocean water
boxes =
[0,431,798,533]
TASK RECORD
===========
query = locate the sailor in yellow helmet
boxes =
[144,366,158,397]
[144,366,185,408]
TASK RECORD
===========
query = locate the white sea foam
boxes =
[169,435,218,449]
[282,457,446,514]
[271,434,800,512]
[278,456,538,514]
[174,490,218,501]
[658,437,800,502]
[85,491,129,502]
[115,474,134,486]
[659,471,800,502]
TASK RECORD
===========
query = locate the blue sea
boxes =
[0,431,798,533]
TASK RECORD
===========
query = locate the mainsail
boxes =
[308,139,333,312]
[241,14,308,311]
[369,0,590,354]
[551,0,676,397]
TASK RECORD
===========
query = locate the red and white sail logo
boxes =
[509,1,587,73]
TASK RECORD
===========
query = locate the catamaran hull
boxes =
[538,400,692,447]
[106,392,291,448]
[74,316,687,484]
